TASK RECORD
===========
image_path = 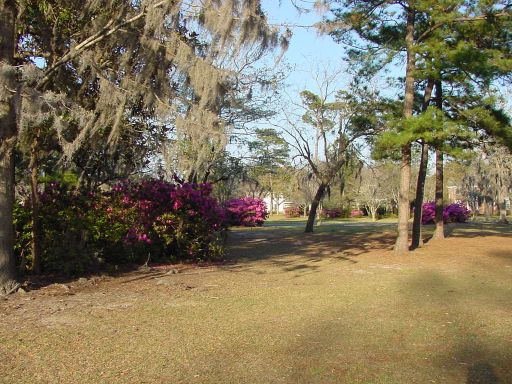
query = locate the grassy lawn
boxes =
[1,221,512,383]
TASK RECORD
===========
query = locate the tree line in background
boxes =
[1,0,512,291]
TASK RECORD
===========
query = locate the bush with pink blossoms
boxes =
[13,178,228,275]
[97,179,227,261]
[224,197,268,227]
[284,206,302,218]
[421,202,471,225]
[350,209,365,218]
[320,207,344,219]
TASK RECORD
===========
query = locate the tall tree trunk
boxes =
[370,206,377,222]
[498,198,508,223]
[432,81,445,240]
[29,128,42,274]
[411,141,429,248]
[0,0,18,288]
[432,149,445,239]
[394,7,416,253]
[305,183,326,233]
[497,186,509,224]
[411,79,435,249]
[483,196,492,219]
[496,162,509,224]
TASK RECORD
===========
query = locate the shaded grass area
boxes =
[1,222,512,383]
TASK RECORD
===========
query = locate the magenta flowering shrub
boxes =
[224,197,268,226]
[14,179,228,274]
[444,203,472,223]
[421,202,471,225]
[350,209,364,218]
[97,179,227,261]
[284,206,302,218]
[320,207,344,219]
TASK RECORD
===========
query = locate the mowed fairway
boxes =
[1,222,512,383]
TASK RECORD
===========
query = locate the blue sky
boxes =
[261,1,352,94]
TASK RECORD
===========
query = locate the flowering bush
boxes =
[444,203,472,223]
[224,197,268,226]
[14,179,228,274]
[421,202,471,225]
[320,207,344,219]
[350,209,365,218]
[284,206,302,218]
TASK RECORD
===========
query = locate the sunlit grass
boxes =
[1,222,511,383]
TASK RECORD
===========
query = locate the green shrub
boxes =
[13,179,228,275]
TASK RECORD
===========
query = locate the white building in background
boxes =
[447,186,458,202]
[262,194,294,214]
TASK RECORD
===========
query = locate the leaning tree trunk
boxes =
[432,149,445,240]
[0,0,18,290]
[411,79,434,249]
[305,183,327,233]
[394,7,416,253]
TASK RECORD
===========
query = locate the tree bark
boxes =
[394,7,416,253]
[0,0,18,288]
[305,183,326,233]
[432,149,445,239]
[498,198,508,223]
[29,128,42,274]
[432,81,445,240]
[411,79,435,249]
[496,161,509,224]
[411,141,429,249]
[370,207,377,222]
[497,184,509,224]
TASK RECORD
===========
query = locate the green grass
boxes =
[1,222,511,383]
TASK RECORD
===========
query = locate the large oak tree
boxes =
[0,0,284,290]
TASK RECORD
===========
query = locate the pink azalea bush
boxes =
[421,202,471,225]
[284,206,302,218]
[350,209,365,218]
[105,179,227,259]
[14,179,228,274]
[224,197,268,227]
[320,207,344,219]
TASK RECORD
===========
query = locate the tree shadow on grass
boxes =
[485,250,512,262]
[402,270,512,383]
[225,227,397,275]
[447,222,512,238]
[467,362,500,384]
[226,220,512,276]
[270,265,512,383]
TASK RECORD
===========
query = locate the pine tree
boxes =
[328,0,512,252]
